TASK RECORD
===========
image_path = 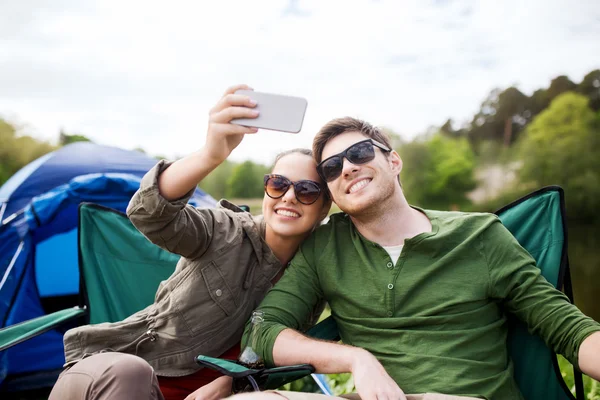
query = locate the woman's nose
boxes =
[282,185,297,203]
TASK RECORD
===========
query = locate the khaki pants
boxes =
[49,353,481,400]
[49,352,165,400]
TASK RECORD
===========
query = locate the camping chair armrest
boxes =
[195,316,340,392]
[196,355,314,392]
[0,306,87,352]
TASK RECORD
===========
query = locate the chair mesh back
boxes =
[78,203,179,324]
[496,187,573,400]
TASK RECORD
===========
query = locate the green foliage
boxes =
[464,71,600,151]
[199,160,236,199]
[0,118,56,186]
[324,373,355,395]
[225,161,270,199]
[517,92,600,221]
[547,75,577,103]
[473,140,510,166]
[59,130,92,145]
[577,69,600,111]
[558,355,600,399]
[399,133,476,210]
[467,87,531,148]
[279,375,320,393]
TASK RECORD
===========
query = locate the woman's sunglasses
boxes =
[264,174,323,205]
[317,139,391,182]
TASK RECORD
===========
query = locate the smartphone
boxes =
[231,90,308,133]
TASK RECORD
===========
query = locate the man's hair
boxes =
[312,117,392,163]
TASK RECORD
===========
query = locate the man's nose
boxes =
[342,157,360,178]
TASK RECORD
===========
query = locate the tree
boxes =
[440,119,466,139]
[399,133,476,210]
[199,160,236,199]
[466,87,530,148]
[225,161,269,199]
[546,75,577,103]
[59,130,92,146]
[517,92,600,220]
[495,87,530,146]
[0,118,56,185]
[577,69,600,111]
[528,89,550,116]
[463,71,597,152]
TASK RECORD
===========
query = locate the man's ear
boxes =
[389,150,402,175]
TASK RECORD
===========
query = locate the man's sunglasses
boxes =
[264,174,323,205]
[317,139,392,182]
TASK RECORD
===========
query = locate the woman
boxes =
[49,84,331,400]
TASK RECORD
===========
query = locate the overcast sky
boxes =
[1,0,599,163]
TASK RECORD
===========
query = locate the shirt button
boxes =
[387,311,393,317]
[386,262,393,269]
[387,283,394,290]
[215,289,222,297]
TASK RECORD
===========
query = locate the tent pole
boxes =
[0,241,24,292]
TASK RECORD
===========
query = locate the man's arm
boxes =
[242,241,406,400]
[578,331,600,380]
[272,328,405,400]
[484,218,600,369]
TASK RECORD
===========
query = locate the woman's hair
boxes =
[271,148,313,168]
[271,148,330,201]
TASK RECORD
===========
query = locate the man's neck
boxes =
[349,192,432,246]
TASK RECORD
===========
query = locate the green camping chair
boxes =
[197,186,586,400]
[0,188,587,399]
[0,203,179,351]
[76,203,179,325]
[0,203,180,392]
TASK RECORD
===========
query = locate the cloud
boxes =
[0,0,599,164]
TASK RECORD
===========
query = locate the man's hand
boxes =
[351,349,406,400]
[202,84,260,166]
[184,375,233,400]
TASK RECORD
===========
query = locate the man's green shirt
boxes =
[244,209,600,399]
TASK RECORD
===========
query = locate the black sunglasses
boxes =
[317,139,391,182]
[263,174,323,205]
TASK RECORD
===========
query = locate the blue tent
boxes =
[0,143,215,390]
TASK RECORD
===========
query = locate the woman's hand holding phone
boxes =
[157,84,259,201]
[203,84,260,166]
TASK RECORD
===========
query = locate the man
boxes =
[233,117,600,400]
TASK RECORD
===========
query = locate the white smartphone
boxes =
[231,90,308,133]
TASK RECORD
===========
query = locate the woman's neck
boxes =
[264,226,307,266]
